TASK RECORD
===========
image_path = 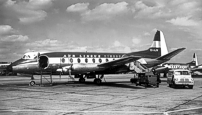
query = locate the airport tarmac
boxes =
[0,74,202,115]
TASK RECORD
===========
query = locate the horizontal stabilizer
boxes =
[156,48,185,60]
[98,56,141,67]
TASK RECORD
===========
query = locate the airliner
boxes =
[7,30,185,85]
[188,53,202,73]
[153,53,199,76]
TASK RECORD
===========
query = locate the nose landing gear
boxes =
[29,81,36,86]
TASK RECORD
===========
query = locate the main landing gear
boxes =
[78,74,85,83]
[29,81,36,86]
[94,78,102,85]
[94,74,104,85]
[29,75,36,86]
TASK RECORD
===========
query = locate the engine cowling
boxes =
[38,55,49,69]
[62,63,104,74]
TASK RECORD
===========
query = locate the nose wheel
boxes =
[29,81,36,86]
[79,78,85,83]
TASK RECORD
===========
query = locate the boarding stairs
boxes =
[131,61,151,73]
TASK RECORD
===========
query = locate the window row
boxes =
[62,58,115,63]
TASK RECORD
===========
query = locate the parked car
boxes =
[167,69,194,89]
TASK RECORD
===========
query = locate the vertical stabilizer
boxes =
[159,31,168,56]
[150,30,168,56]
[124,30,169,59]
[193,53,198,66]
[186,53,198,67]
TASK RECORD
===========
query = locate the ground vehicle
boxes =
[130,72,159,87]
[167,69,194,89]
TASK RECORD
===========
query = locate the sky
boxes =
[0,0,202,63]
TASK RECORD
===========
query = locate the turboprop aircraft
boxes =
[7,30,185,85]
[153,53,199,76]
[188,53,202,73]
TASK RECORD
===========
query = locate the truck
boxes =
[130,72,160,87]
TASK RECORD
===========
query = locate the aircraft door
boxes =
[38,55,49,69]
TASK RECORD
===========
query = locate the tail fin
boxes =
[124,30,168,59]
[149,30,168,56]
[187,53,198,66]
[193,53,198,66]
[156,48,185,60]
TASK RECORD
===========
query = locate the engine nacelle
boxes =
[62,63,105,74]
[72,63,99,72]
[38,55,49,69]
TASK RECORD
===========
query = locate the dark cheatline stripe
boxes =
[41,52,125,58]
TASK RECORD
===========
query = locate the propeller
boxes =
[62,64,75,81]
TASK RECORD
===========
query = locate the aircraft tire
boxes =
[29,81,35,86]
[188,85,193,89]
[130,78,134,83]
[94,78,102,85]
[172,82,176,88]
[156,83,159,88]
[79,78,85,83]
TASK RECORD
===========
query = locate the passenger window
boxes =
[77,58,81,63]
[99,58,102,63]
[70,58,73,63]
[106,58,109,62]
[92,58,95,63]
[85,58,88,63]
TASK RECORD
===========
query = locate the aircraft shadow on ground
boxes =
[0,81,147,89]
[167,86,194,89]
[79,81,146,89]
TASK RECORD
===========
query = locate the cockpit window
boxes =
[22,55,26,59]
[22,52,38,59]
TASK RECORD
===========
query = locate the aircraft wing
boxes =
[191,67,202,73]
[98,56,141,67]
[156,48,185,60]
